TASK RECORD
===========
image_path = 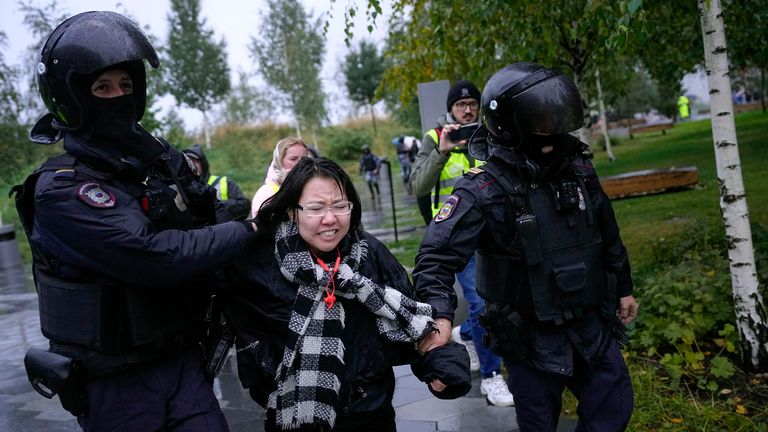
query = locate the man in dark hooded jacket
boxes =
[184,144,251,221]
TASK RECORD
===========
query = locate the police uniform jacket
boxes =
[223,230,423,416]
[18,129,253,377]
[413,136,633,377]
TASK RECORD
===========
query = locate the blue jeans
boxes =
[457,254,502,378]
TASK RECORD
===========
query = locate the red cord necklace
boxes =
[314,248,341,309]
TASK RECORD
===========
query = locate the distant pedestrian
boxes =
[677,94,691,121]
[359,145,381,199]
[184,144,251,221]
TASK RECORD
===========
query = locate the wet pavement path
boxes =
[0,165,578,431]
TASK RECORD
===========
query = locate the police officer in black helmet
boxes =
[13,11,254,431]
[413,62,638,431]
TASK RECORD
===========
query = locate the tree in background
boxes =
[0,31,32,184]
[250,0,326,142]
[633,2,702,119]
[220,71,272,126]
[380,1,641,153]
[343,40,386,133]
[18,0,68,125]
[724,0,768,112]
[165,0,230,149]
[698,0,767,371]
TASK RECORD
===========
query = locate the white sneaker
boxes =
[480,372,515,407]
[451,326,480,372]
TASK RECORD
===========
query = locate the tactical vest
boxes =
[11,149,215,353]
[208,175,228,200]
[474,159,605,325]
[426,128,480,216]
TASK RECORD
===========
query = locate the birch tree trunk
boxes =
[202,110,212,150]
[572,72,591,148]
[595,68,615,161]
[699,0,768,371]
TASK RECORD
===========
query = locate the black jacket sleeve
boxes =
[412,183,484,322]
[34,171,253,288]
[223,179,251,221]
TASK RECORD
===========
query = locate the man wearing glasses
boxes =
[409,80,515,407]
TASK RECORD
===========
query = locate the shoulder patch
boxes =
[434,195,459,223]
[76,182,116,208]
[466,167,485,178]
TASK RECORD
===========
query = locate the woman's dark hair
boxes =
[256,157,362,236]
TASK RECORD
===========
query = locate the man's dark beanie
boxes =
[446,79,481,111]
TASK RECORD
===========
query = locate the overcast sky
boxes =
[0,0,392,129]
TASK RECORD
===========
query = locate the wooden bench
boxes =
[601,166,699,199]
[733,101,764,113]
[628,122,674,139]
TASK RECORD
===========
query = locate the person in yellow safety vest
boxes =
[409,80,516,407]
[184,144,251,221]
[677,95,691,121]
[250,137,309,218]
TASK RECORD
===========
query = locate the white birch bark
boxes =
[699,0,768,370]
[202,110,212,150]
[573,72,591,147]
[595,68,615,161]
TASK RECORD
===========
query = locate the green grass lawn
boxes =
[592,112,768,269]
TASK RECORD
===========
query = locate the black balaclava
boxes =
[72,62,162,168]
[519,133,579,167]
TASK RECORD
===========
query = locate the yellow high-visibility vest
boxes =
[207,175,228,200]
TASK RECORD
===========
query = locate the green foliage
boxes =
[606,66,664,120]
[632,2,702,117]
[250,0,327,135]
[220,71,272,126]
[381,1,643,108]
[343,40,386,108]
[210,122,296,181]
[343,40,386,132]
[158,108,195,150]
[625,358,768,431]
[318,126,372,162]
[634,223,733,372]
[164,0,230,113]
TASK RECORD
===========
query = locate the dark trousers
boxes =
[78,348,228,432]
[506,340,633,432]
[265,404,396,432]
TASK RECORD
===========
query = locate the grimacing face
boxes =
[90,69,133,99]
[295,176,351,253]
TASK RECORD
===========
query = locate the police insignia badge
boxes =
[76,182,116,208]
[434,195,459,223]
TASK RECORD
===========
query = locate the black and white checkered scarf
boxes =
[269,220,434,430]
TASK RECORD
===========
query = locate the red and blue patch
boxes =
[76,182,116,208]
[434,195,459,223]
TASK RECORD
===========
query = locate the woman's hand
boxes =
[430,379,447,393]
[416,318,452,354]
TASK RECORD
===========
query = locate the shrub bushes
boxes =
[631,222,768,390]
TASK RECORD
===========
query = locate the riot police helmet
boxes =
[35,11,159,133]
[480,62,583,146]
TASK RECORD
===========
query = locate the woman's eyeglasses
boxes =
[297,201,354,217]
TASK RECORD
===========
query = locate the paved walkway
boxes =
[0,165,578,431]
